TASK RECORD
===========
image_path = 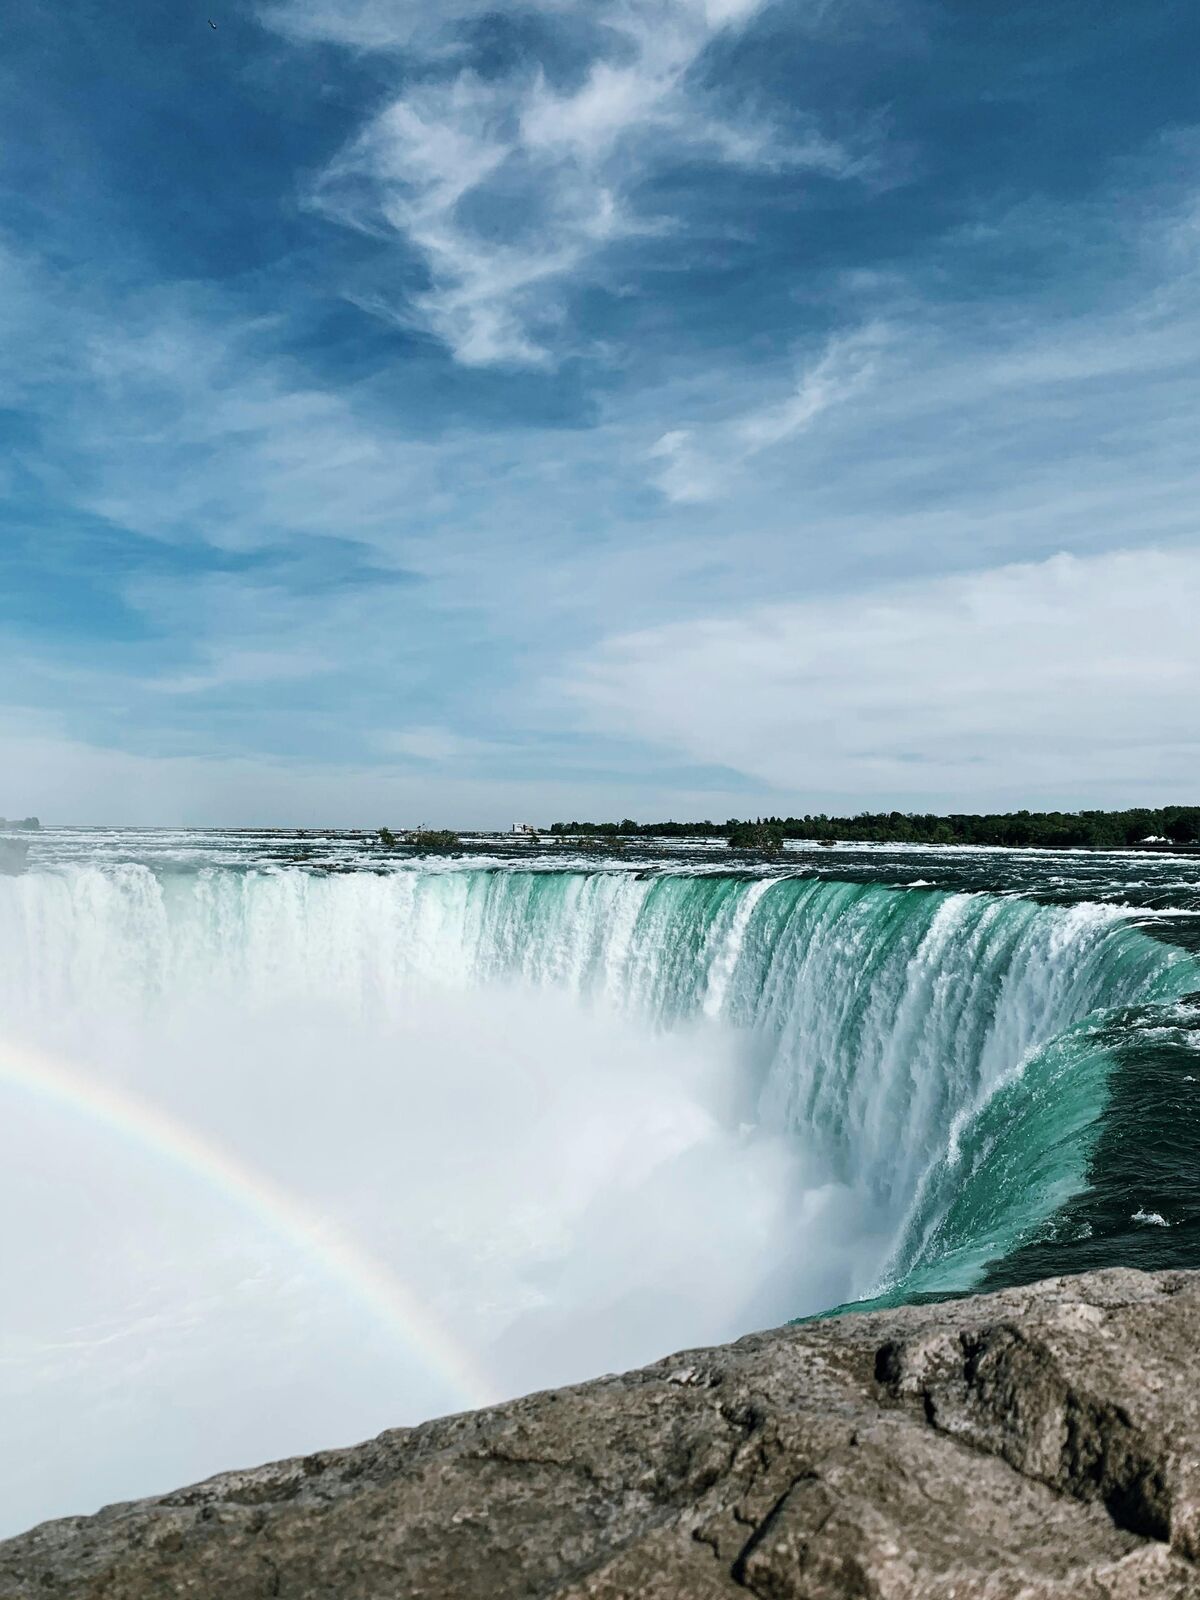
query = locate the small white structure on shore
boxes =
[512,823,538,834]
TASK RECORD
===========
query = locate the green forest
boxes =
[549,808,1200,849]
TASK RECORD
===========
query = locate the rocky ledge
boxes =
[2,1269,1198,1599]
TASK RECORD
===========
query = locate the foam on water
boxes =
[0,848,1196,1533]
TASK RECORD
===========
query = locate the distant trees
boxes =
[549,819,725,839]
[570,834,627,855]
[376,826,461,852]
[548,808,1200,850]
[371,810,1200,855]
[410,829,461,852]
[781,807,1200,848]
[727,820,784,854]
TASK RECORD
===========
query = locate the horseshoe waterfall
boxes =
[0,842,1198,1536]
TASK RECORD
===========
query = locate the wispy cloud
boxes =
[0,240,439,556]
[0,710,758,826]
[5,1,1200,819]
[151,649,330,697]
[6,164,1200,813]
[271,0,856,365]
[259,0,497,51]
[374,725,506,764]
[648,325,887,501]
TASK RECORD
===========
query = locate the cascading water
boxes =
[0,849,1197,1534]
[3,863,1194,1288]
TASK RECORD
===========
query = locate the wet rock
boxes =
[1,1269,1198,1598]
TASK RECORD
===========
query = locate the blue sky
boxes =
[1,0,1198,824]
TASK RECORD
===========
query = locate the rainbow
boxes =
[0,1039,497,1410]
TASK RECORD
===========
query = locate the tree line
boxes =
[549,808,1200,849]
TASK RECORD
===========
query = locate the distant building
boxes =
[512,823,538,834]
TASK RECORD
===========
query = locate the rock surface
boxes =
[2,1269,1199,1599]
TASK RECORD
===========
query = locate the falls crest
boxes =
[1,863,1193,1301]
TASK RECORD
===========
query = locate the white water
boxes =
[0,861,1191,1534]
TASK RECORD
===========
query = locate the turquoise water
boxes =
[3,829,1197,1309]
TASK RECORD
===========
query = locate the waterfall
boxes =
[1,858,1196,1535]
[1,863,1192,1298]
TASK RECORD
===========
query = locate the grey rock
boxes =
[2,1268,1198,1598]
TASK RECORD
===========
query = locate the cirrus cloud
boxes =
[270,0,859,365]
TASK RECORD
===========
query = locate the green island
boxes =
[378,827,462,852]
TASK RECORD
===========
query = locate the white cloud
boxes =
[273,0,854,365]
[647,428,727,504]
[0,716,759,827]
[313,71,619,367]
[152,649,330,696]
[565,546,1200,805]
[0,242,439,555]
[648,326,886,501]
[6,151,1200,819]
[259,0,518,51]
[374,725,503,763]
